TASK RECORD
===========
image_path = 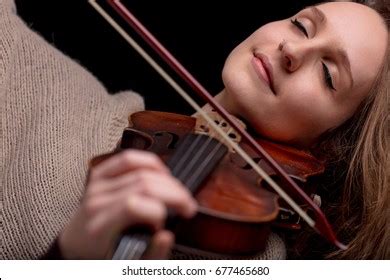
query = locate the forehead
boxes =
[315,3,388,89]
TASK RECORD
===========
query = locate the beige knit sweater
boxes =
[0,0,285,259]
[0,0,144,259]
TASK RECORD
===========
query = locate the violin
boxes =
[91,109,325,257]
[88,0,346,258]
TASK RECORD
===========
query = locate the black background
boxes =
[15,0,318,114]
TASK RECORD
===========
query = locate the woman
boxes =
[1,0,388,259]
[60,1,389,259]
[216,0,389,259]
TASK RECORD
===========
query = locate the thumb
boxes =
[142,230,174,260]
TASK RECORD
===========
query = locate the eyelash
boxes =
[322,63,336,90]
[291,18,336,91]
[291,18,308,37]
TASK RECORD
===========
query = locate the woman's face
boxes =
[219,2,388,147]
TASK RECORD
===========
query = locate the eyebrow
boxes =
[308,6,355,88]
[310,6,326,24]
[336,48,354,88]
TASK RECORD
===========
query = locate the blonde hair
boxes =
[341,53,389,259]
[308,2,389,259]
[329,49,388,259]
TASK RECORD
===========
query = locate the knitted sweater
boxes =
[0,0,144,259]
[0,0,285,259]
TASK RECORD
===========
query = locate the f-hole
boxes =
[154,131,180,149]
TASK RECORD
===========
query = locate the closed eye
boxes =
[291,18,308,38]
[322,62,336,91]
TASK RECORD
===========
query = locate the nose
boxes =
[279,40,314,72]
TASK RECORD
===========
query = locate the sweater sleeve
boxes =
[0,0,16,87]
[1,0,144,259]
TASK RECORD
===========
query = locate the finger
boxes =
[86,194,168,241]
[87,168,144,195]
[136,172,198,218]
[91,170,197,218]
[90,171,197,218]
[89,150,169,181]
[142,230,174,260]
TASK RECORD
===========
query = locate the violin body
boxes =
[91,111,325,255]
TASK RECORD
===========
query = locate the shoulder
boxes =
[0,0,17,76]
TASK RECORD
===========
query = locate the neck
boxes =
[204,90,318,150]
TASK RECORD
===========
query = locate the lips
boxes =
[251,53,275,94]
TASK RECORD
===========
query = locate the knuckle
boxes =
[135,171,153,188]
[140,183,154,196]
[125,195,139,215]
[88,168,100,182]
[121,150,167,172]
[126,196,167,225]
[136,169,149,180]
[85,221,101,239]
[86,181,104,195]
[136,150,165,169]
[83,199,100,217]
[121,150,136,166]
[145,152,163,164]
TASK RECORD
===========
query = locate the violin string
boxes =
[184,128,234,188]
[88,0,315,229]
[176,137,214,186]
[112,233,148,260]
[169,119,227,191]
[171,133,208,177]
[174,133,220,186]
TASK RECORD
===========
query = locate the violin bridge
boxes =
[193,104,247,152]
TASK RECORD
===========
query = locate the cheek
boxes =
[252,22,286,44]
[280,79,330,120]
[221,20,287,92]
[256,79,336,143]
[221,44,263,109]
[280,78,342,134]
[222,48,249,92]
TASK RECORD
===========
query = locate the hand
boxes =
[58,150,197,259]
